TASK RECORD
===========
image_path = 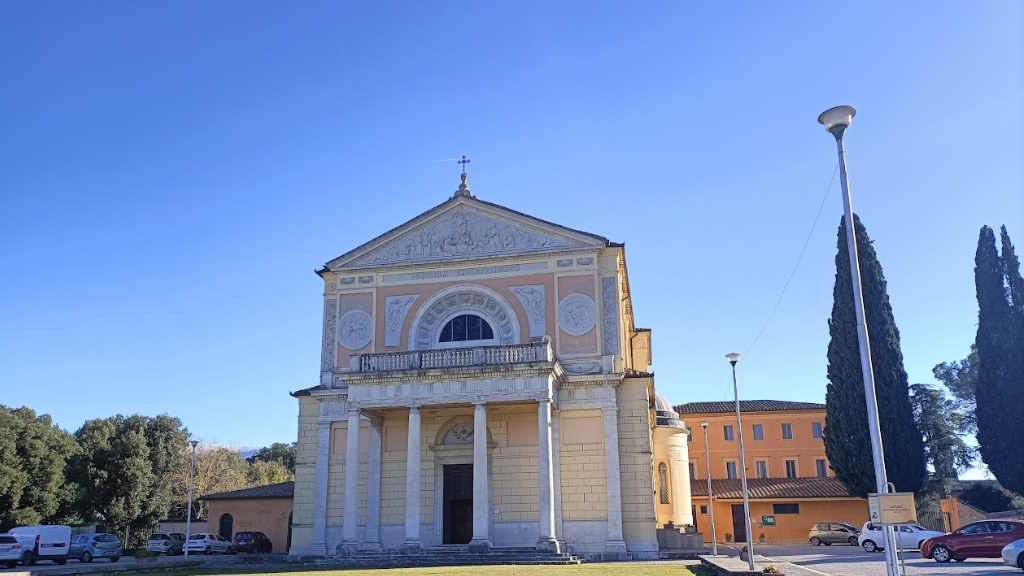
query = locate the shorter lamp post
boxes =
[727,352,755,571]
[184,440,198,558]
[701,422,718,556]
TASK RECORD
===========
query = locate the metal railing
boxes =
[356,339,553,373]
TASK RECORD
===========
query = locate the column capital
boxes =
[347,406,362,417]
[473,398,487,406]
[408,403,421,412]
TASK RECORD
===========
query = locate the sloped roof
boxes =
[320,183,611,273]
[200,481,294,501]
[691,478,855,500]
[674,400,826,415]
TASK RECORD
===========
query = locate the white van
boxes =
[8,525,72,565]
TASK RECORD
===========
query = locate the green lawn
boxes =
[161,562,703,576]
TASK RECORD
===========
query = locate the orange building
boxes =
[676,400,868,544]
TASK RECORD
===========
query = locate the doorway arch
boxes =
[218,513,233,539]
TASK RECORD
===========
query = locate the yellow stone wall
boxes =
[559,410,607,521]
[291,395,319,549]
[618,377,658,545]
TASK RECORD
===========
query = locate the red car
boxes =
[921,519,1024,563]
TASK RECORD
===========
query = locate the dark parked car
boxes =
[921,519,1024,563]
[69,533,121,563]
[232,531,272,553]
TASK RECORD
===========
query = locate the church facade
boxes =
[289,173,693,559]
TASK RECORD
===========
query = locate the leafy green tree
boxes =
[247,442,296,474]
[909,383,974,478]
[974,226,1024,494]
[0,406,79,530]
[70,416,155,538]
[932,346,978,433]
[825,214,926,496]
[958,483,1016,513]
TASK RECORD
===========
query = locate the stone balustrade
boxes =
[355,339,554,373]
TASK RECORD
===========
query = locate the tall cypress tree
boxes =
[975,226,1024,494]
[825,214,926,496]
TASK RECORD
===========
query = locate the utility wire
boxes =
[742,161,840,359]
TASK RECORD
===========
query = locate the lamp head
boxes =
[700,421,708,429]
[725,352,740,366]
[818,105,856,137]
[189,440,198,448]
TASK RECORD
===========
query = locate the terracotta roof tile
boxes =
[691,478,854,500]
[674,400,825,415]
[200,481,294,501]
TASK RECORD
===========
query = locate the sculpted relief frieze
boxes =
[558,293,596,336]
[601,277,620,355]
[385,294,419,347]
[339,309,373,350]
[510,284,546,338]
[321,299,337,371]
[345,205,590,268]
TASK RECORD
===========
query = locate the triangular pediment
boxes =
[326,196,606,271]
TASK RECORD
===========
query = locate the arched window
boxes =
[439,314,494,343]
[658,463,671,504]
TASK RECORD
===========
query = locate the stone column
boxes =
[365,415,382,550]
[536,399,559,553]
[341,407,361,552]
[602,406,627,555]
[403,405,422,551]
[669,431,693,527]
[551,406,563,542]
[469,401,491,551]
[311,420,332,556]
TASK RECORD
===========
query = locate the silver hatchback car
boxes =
[70,533,121,563]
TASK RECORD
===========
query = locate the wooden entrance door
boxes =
[731,504,748,543]
[443,464,473,544]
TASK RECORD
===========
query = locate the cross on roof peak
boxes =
[453,154,475,198]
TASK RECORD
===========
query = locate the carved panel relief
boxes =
[384,294,419,347]
[339,309,373,350]
[442,422,474,445]
[558,293,596,336]
[510,284,546,338]
[601,276,620,356]
[321,298,338,371]
[344,205,590,268]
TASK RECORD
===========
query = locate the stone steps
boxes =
[331,545,582,567]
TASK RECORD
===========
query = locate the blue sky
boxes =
[1,2,1021,461]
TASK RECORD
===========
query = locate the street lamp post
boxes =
[184,440,198,558]
[701,422,718,557]
[818,105,900,576]
[726,353,755,571]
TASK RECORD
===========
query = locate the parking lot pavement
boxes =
[756,544,1019,576]
[0,553,252,574]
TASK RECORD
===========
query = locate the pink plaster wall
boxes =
[336,292,373,367]
[557,274,598,355]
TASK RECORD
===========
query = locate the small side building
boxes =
[678,399,868,544]
[201,481,294,553]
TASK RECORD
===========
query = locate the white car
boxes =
[859,522,945,552]
[185,533,233,554]
[1002,538,1024,570]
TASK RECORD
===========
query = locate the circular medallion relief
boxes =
[339,310,373,350]
[558,293,596,336]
